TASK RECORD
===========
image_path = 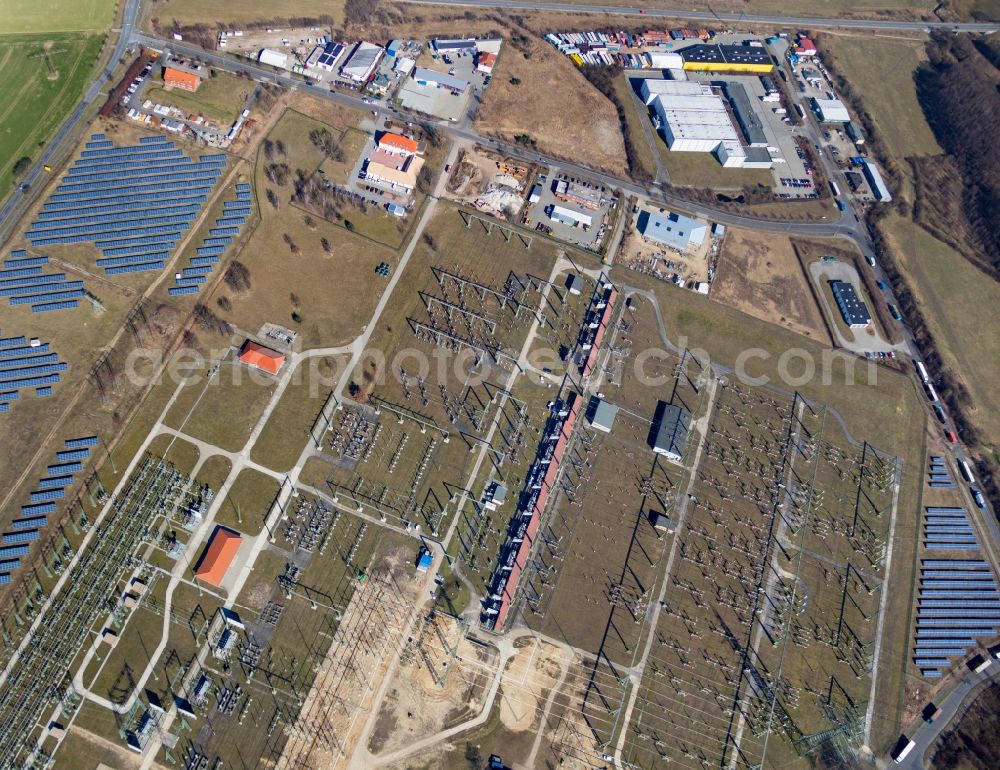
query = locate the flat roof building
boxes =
[726,82,768,146]
[650,512,676,533]
[846,120,866,145]
[652,403,690,462]
[553,179,601,209]
[829,280,872,328]
[647,51,684,70]
[239,341,285,375]
[341,41,383,82]
[432,38,478,53]
[412,67,469,93]
[547,204,592,228]
[194,527,242,587]
[587,398,619,433]
[650,90,747,167]
[640,79,708,105]
[307,41,346,72]
[637,210,707,252]
[681,44,775,73]
[258,48,288,69]
[812,97,850,123]
[861,159,892,201]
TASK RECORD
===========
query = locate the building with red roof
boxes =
[239,340,285,375]
[377,132,419,156]
[194,527,242,587]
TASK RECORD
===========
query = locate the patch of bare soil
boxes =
[474,41,627,177]
[711,228,832,344]
[368,614,494,755]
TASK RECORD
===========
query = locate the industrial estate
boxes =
[0,1,998,770]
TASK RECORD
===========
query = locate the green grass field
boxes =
[144,70,253,123]
[882,214,1000,447]
[0,0,115,33]
[657,142,774,190]
[0,33,104,199]
[822,34,941,163]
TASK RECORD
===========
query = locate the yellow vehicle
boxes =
[43,165,51,173]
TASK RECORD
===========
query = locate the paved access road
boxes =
[400,0,1000,31]
[897,664,1000,769]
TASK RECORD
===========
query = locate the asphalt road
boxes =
[399,0,1000,31]
[897,663,1000,769]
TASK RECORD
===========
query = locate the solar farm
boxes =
[169,183,251,297]
[0,252,84,313]
[0,332,68,411]
[24,134,227,277]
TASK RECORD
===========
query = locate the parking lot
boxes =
[523,168,616,251]
[396,48,483,122]
[786,54,876,200]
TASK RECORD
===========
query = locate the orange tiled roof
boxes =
[378,133,418,154]
[239,340,285,375]
[194,527,242,586]
[163,67,201,90]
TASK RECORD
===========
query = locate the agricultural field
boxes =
[0,33,105,200]
[0,0,115,33]
[142,0,345,30]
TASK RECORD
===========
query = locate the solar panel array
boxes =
[25,135,227,277]
[168,187,251,297]
[927,455,956,489]
[0,332,68,411]
[0,253,85,313]
[915,558,1000,677]
[0,435,96,585]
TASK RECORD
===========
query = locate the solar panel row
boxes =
[3,256,48,268]
[104,261,165,276]
[168,285,200,297]
[33,301,79,313]
[65,435,98,449]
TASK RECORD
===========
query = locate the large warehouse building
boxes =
[637,210,707,252]
[681,44,775,73]
[641,78,771,168]
[341,41,383,82]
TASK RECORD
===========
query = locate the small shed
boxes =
[588,398,619,433]
[565,273,583,295]
[416,548,433,572]
[650,511,676,533]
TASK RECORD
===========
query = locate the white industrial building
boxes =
[547,204,592,228]
[258,48,288,69]
[341,41,383,82]
[646,51,684,70]
[861,159,892,202]
[812,98,850,123]
[652,95,746,166]
[640,79,708,105]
